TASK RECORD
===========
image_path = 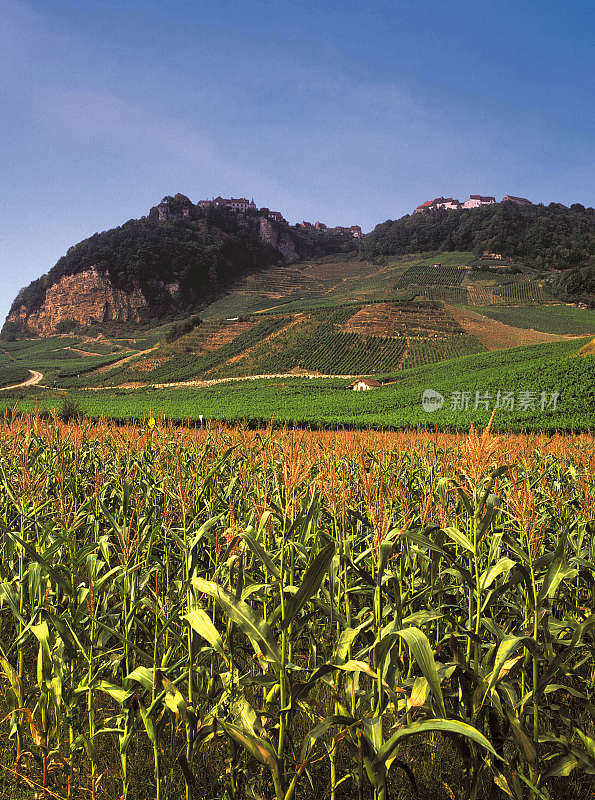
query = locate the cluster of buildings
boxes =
[196,196,288,224]
[197,196,256,213]
[157,195,363,238]
[299,220,363,238]
[414,194,532,214]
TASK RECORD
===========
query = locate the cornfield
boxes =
[0,412,592,800]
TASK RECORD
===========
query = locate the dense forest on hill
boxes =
[361,201,595,270]
[5,197,353,325]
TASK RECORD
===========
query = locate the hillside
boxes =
[361,200,595,274]
[1,337,592,431]
[3,194,356,337]
[1,251,593,397]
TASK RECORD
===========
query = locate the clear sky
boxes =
[1,0,594,325]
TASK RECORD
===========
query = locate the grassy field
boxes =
[0,418,592,800]
[1,338,592,431]
[475,305,595,335]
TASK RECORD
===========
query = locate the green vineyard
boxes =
[396,263,467,288]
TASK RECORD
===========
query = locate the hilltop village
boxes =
[173,195,364,238]
[414,194,532,213]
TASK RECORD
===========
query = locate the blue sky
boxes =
[1,0,594,324]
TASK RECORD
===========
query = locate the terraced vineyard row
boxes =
[169,319,257,354]
[297,330,406,374]
[495,281,548,303]
[466,285,505,305]
[343,301,463,337]
[66,318,292,386]
[0,363,30,388]
[401,333,485,369]
[233,265,324,297]
[420,286,469,303]
[396,263,467,288]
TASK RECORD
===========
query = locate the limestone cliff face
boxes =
[5,268,152,335]
[258,218,299,264]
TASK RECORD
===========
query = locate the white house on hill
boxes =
[348,378,382,391]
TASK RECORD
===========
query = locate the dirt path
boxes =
[0,370,44,391]
[63,346,106,357]
[93,344,158,374]
[217,315,306,369]
[84,372,359,391]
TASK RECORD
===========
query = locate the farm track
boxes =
[63,346,107,357]
[92,344,158,374]
[83,371,359,391]
[213,315,306,369]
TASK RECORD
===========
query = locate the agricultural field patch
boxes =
[343,302,464,339]
[2,338,592,431]
[0,362,30,388]
[446,305,574,350]
[396,263,467,289]
[476,304,595,334]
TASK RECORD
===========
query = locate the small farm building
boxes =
[347,378,382,391]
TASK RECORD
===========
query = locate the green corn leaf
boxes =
[576,728,595,761]
[231,695,260,735]
[538,531,569,602]
[96,681,131,705]
[31,621,52,687]
[397,627,445,717]
[219,720,279,777]
[162,675,188,719]
[185,609,225,657]
[485,635,528,693]
[0,655,22,703]
[373,633,399,672]
[192,577,280,666]
[505,710,536,762]
[241,530,280,579]
[335,627,359,664]
[138,701,157,745]
[442,527,474,554]
[127,666,154,692]
[281,542,335,629]
[544,754,578,778]
[479,557,515,590]
[375,718,501,767]
[298,715,354,763]
[408,676,429,710]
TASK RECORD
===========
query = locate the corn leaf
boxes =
[397,627,446,716]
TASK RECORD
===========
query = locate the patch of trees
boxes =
[361,201,595,270]
[554,263,595,305]
[165,315,202,344]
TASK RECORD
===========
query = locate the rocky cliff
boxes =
[6,268,162,336]
[258,218,299,263]
[3,194,356,336]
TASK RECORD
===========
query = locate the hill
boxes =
[2,194,356,337]
[361,200,595,274]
